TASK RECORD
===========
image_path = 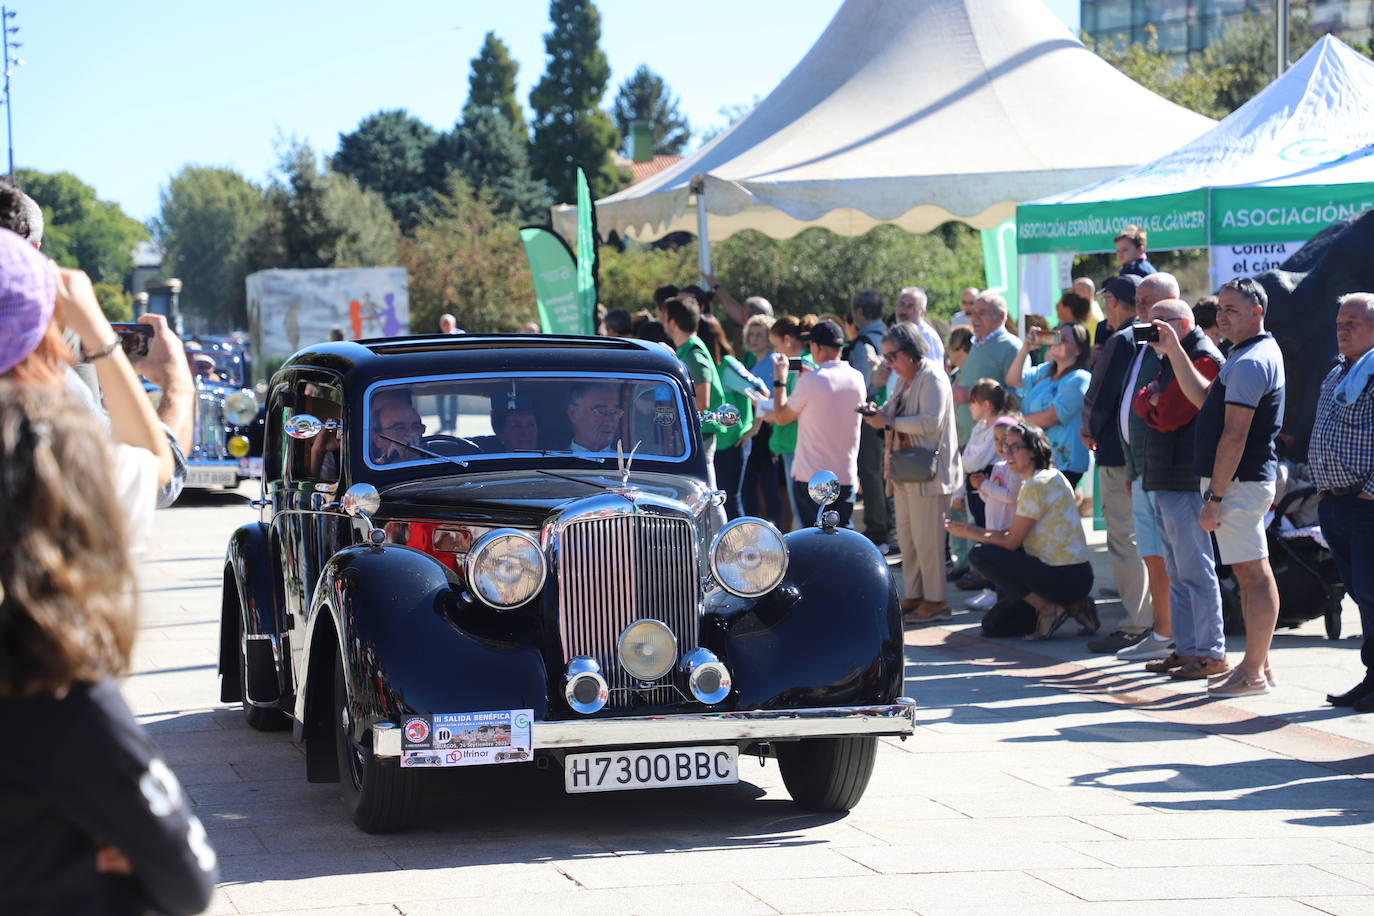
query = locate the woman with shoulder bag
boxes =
[863,322,963,623]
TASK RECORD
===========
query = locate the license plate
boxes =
[186,467,238,487]
[564,745,738,794]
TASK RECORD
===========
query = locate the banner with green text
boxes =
[1210,183,1374,244]
[1016,189,1209,254]
[519,227,589,335]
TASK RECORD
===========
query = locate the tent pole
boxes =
[1276,0,1289,79]
[694,176,712,278]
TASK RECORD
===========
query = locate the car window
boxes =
[285,379,344,484]
[364,374,689,469]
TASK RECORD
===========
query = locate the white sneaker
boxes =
[966,588,997,610]
[1116,630,1176,661]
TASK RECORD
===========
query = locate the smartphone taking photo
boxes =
[110,323,154,361]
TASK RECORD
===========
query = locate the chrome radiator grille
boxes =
[194,391,226,458]
[557,513,699,706]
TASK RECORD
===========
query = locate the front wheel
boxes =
[777,735,877,812]
[333,652,419,833]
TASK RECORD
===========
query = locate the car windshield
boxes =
[364,374,691,469]
[189,348,246,387]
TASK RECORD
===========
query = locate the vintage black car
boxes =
[183,338,264,490]
[219,334,914,832]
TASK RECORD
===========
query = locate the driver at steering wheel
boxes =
[371,390,424,464]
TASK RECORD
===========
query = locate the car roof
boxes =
[279,334,691,389]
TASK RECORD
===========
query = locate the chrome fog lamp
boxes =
[565,656,608,714]
[465,529,546,609]
[223,389,259,426]
[617,619,678,681]
[709,518,788,598]
[681,648,732,705]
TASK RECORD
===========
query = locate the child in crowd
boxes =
[958,385,1015,606]
[966,415,1025,610]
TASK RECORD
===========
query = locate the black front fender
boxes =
[220,521,282,701]
[303,544,549,740]
[703,526,902,710]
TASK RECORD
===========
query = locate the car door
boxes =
[272,371,349,688]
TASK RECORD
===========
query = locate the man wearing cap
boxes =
[1080,273,1153,655]
[767,319,866,527]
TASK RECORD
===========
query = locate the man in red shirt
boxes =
[1130,298,1227,680]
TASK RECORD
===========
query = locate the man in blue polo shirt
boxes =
[1156,277,1284,699]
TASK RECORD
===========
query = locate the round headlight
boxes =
[464,529,546,609]
[223,389,259,426]
[710,518,788,598]
[617,619,677,681]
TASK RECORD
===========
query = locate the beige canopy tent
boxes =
[555,0,1214,257]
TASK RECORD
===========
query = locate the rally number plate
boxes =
[186,466,238,488]
[564,745,738,794]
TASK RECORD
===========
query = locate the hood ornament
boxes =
[615,439,643,497]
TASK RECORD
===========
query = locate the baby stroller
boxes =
[1218,484,1346,639]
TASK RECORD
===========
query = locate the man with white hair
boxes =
[1130,298,1227,680]
[1111,271,1182,663]
[1309,292,1374,710]
[953,292,1024,445]
[897,286,944,364]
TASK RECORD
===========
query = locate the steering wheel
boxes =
[422,433,481,454]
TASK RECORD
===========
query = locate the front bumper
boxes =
[372,698,917,758]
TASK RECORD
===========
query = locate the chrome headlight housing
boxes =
[222,389,259,426]
[709,517,788,598]
[464,529,546,609]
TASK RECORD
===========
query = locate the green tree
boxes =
[596,241,699,315]
[332,109,438,228]
[529,0,621,201]
[399,174,536,333]
[466,31,526,137]
[612,65,691,156]
[152,166,267,328]
[248,140,399,273]
[428,107,550,223]
[94,283,133,322]
[16,168,147,285]
[1092,14,1324,119]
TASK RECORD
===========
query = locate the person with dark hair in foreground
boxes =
[945,423,1096,640]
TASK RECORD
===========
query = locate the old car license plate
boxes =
[564,746,738,794]
[186,466,238,487]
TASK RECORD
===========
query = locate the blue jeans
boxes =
[1151,489,1225,660]
[1318,494,1374,672]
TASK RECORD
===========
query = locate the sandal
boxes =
[1024,605,1070,641]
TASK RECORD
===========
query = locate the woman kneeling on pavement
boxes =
[944,423,1097,639]
[863,322,962,624]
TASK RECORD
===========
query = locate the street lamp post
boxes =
[1,6,19,180]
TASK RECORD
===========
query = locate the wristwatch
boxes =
[772,381,786,388]
[1203,488,1224,504]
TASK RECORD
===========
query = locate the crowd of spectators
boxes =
[634,220,1372,706]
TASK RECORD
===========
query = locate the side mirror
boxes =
[284,414,342,440]
[340,483,381,518]
[807,470,841,528]
[699,404,741,429]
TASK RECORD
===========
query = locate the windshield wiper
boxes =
[378,435,468,469]
[511,448,606,465]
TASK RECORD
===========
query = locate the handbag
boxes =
[887,369,946,484]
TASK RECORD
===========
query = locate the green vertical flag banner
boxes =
[575,167,599,330]
[519,227,583,335]
[979,217,1019,319]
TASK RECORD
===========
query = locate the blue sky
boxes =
[12,0,1079,223]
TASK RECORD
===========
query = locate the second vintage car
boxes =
[218,333,915,831]
[181,338,264,490]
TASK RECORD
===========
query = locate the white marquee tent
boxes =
[555,0,1214,251]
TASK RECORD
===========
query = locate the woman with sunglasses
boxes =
[945,423,1096,639]
[864,322,962,623]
